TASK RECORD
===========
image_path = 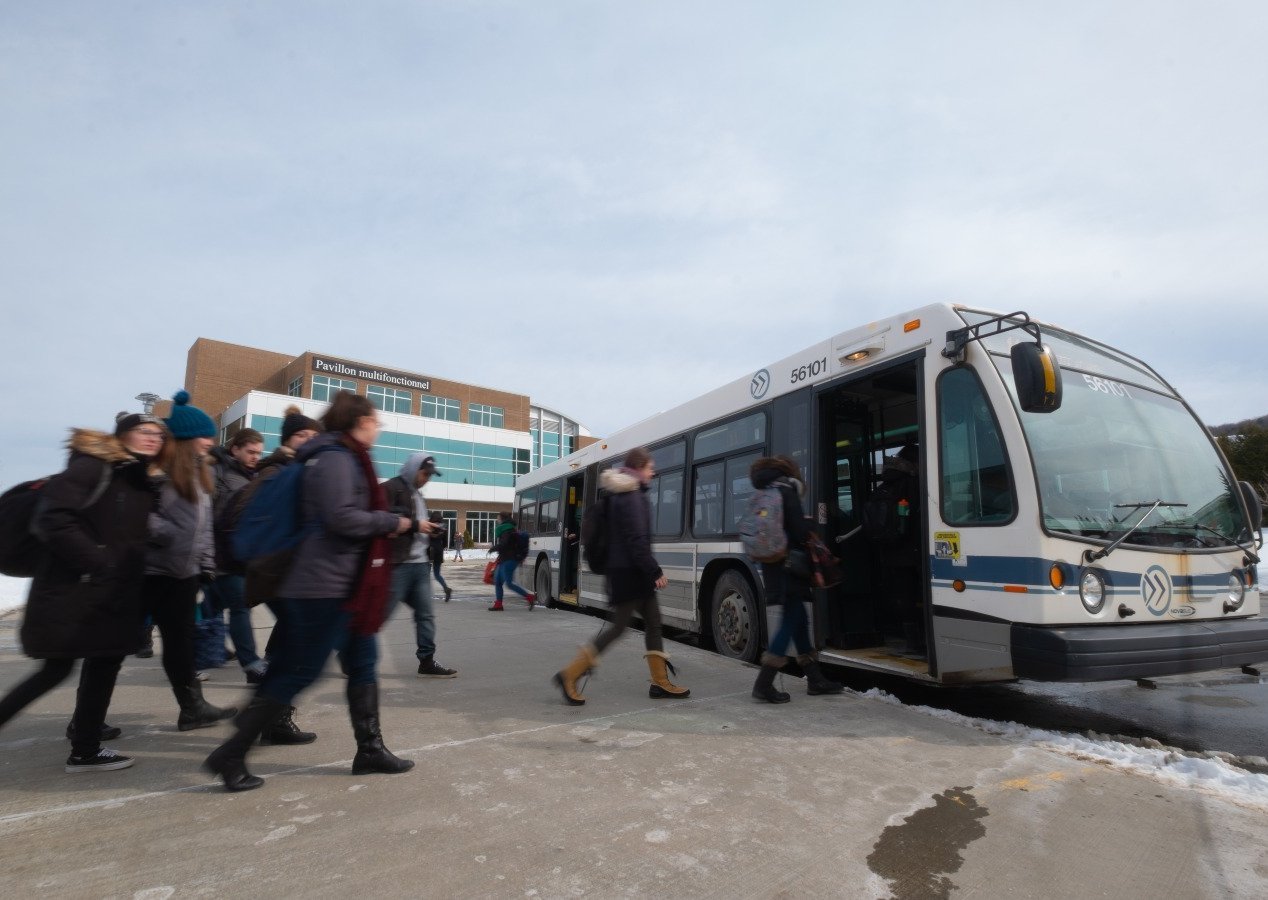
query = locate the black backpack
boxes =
[581,492,612,574]
[0,464,111,577]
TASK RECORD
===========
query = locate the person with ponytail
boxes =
[143,391,239,731]
[204,391,413,792]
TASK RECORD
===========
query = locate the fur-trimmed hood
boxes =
[750,456,804,496]
[600,467,643,494]
[68,428,145,465]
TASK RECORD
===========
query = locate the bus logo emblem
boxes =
[751,369,770,399]
[1142,565,1173,616]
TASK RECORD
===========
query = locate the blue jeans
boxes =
[431,560,449,593]
[204,574,261,669]
[761,563,813,657]
[259,597,378,707]
[494,559,530,601]
[386,562,436,659]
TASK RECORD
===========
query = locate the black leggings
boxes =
[0,656,124,756]
[593,595,664,655]
[140,574,199,701]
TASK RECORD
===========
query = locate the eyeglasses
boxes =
[133,429,166,439]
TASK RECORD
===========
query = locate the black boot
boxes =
[260,706,317,745]
[797,653,844,695]
[176,681,239,732]
[347,682,414,775]
[204,697,283,792]
[135,625,154,659]
[752,653,791,703]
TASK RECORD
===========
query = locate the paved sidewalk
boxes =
[1,561,1266,898]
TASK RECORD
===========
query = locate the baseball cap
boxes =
[420,455,442,476]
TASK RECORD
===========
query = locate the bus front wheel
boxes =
[534,562,554,609]
[710,570,760,662]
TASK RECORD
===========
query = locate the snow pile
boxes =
[859,687,1268,811]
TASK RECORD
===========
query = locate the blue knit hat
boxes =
[164,390,216,440]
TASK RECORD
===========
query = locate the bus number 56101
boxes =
[1082,374,1132,398]
[791,357,828,384]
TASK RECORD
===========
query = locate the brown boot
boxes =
[645,650,690,699]
[552,644,598,706]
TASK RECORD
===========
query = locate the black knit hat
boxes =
[115,411,164,437]
[281,405,323,444]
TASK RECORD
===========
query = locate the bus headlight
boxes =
[1226,573,1246,610]
[1079,569,1106,614]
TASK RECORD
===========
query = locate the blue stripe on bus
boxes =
[930,555,1239,592]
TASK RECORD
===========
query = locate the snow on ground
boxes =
[859,687,1268,812]
[0,575,28,617]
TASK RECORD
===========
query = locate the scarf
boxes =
[339,433,393,636]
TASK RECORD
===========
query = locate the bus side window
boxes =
[693,461,725,536]
[938,368,1017,526]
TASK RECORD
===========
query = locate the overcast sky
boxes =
[2,2,1266,484]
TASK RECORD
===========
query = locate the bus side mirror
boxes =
[1011,342,1063,413]
[1240,481,1264,530]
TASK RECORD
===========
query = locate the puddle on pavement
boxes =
[867,786,988,900]
[1177,694,1254,709]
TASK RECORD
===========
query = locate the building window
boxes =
[468,403,504,429]
[422,395,461,422]
[434,510,459,548]
[313,374,356,403]
[368,385,413,415]
[287,377,304,397]
[466,511,499,546]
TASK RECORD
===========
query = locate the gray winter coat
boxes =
[145,480,215,579]
[277,432,401,600]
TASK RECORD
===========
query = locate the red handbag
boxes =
[482,559,497,585]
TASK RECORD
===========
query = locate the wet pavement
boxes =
[1,560,1266,898]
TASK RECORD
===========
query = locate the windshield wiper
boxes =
[1085,500,1187,563]
[1190,522,1262,565]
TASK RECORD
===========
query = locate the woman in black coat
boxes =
[0,413,164,772]
[553,446,689,705]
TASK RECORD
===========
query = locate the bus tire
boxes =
[709,569,760,663]
[534,561,554,609]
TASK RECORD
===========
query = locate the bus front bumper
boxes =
[1010,617,1268,682]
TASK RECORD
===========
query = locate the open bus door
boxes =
[557,473,585,604]
[815,357,935,680]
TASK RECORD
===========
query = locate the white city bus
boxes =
[513,304,1266,684]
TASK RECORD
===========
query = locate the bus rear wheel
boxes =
[710,570,760,662]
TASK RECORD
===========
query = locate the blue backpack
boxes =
[231,447,335,564]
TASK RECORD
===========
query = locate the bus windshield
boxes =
[976,322,1245,547]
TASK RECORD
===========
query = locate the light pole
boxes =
[135,392,161,414]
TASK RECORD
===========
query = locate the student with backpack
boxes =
[553,447,688,705]
[383,454,457,678]
[487,511,535,611]
[143,392,238,731]
[427,511,452,601]
[0,411,164,772]
[746,455,843,703]
[204,391,415,792]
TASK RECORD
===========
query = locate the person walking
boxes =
[553,447,688,705]
[487,511,535,611]
[204,428,266,682]
[427,511,453,602]
[238,406,322,745]
[383,454,457,678]
[748,455,844,703]
[0,411,164,772]
[204,391,415,792]
[144,391,239,730]
[452,530,464,562]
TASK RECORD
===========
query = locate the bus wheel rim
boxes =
[717,590,750,653]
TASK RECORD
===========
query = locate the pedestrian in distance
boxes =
[203,427,267,682]
[749,455,844,703]
[0,411,165,772]
[428,511,453,602]
[143,391,239,731]
[204,391,416,792]
[236,405,323,746]
[487,511,535,611]
[383,454,457,678]
[453,530,464,561]
[553,447,689,705]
